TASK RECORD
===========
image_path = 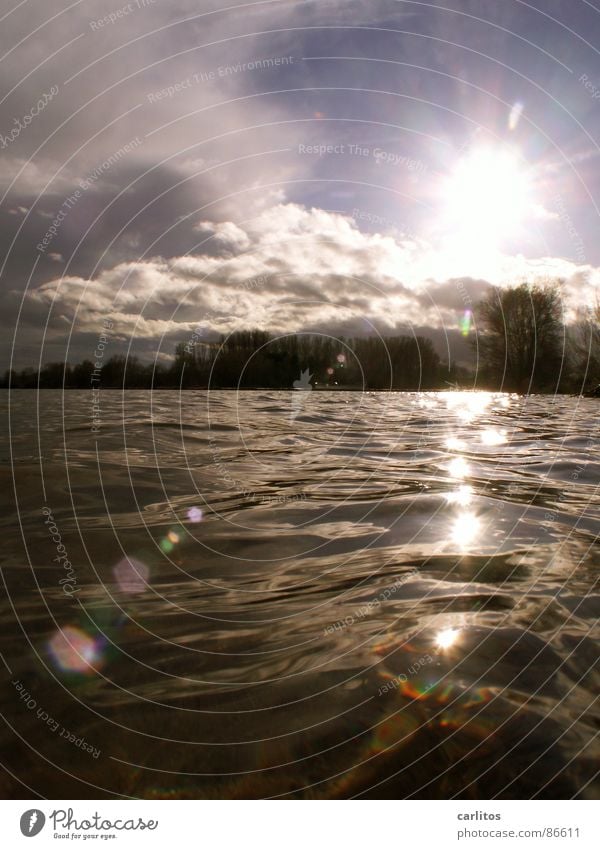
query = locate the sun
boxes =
[441,147,532,247]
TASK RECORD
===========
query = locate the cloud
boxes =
[194,220,251,252]
[2,0,599,369]
[13,203,598,368]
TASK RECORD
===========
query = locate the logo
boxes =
[20,810,45,837]
[291,368,312,420]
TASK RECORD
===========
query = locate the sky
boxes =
[2,0,600,369]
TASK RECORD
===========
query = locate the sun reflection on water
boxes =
[480,428,507,446]
[452,512,481,547]
[435,627,461,650]
[444,391,493,422]
[445,484,473,506]
[446,436,467,451]
[447,456,470,479]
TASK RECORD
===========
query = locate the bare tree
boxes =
[569,301,600,393]
[475,281,565,392]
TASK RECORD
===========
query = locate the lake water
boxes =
[1,389,599,798]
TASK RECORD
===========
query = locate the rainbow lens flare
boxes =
[459,309,472,336]
[187,506,203,523]
[113,556,149,593]
[48,626,104,674]
[159,526,187,555]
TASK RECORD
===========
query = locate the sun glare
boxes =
[442,147,532,246]
[435,628,460,650]
[452,512,481,547]
[445,484,474,506]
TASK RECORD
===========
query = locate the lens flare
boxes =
[160,526,186,555]
[459,309,472,337]
[187,506,203,523]
[442,147,532,245]
[445,484,473,506]
[448,456,469,479]
[446,436,467,451]
[508,101,524,131]
[445,391,492,422]
[452,512,481,546]
[480,428,507,446]
[113,556,149,594]
[49,626,103,674]
[435,628,460,650]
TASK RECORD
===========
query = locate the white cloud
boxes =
[194,220,251,252]
[21,203,599,345]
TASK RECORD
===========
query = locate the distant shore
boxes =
[3,386,591,395]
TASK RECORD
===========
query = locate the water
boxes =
[1,390,599,798]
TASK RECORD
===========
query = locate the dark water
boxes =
[1,389,599,799]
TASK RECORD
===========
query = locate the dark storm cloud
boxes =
[428,277,493,311]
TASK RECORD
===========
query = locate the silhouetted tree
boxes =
[1,331,442,390]
[70,360,95,387]
[568,304,600,393]
[475,281,565,391]
[39,362,71,387]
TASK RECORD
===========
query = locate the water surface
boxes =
[1,390,599,798]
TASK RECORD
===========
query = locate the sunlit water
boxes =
[1,390,599,798]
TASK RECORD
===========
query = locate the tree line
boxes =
[2,332,444,390]
[474,281,599,393]
[2,280,599,393]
